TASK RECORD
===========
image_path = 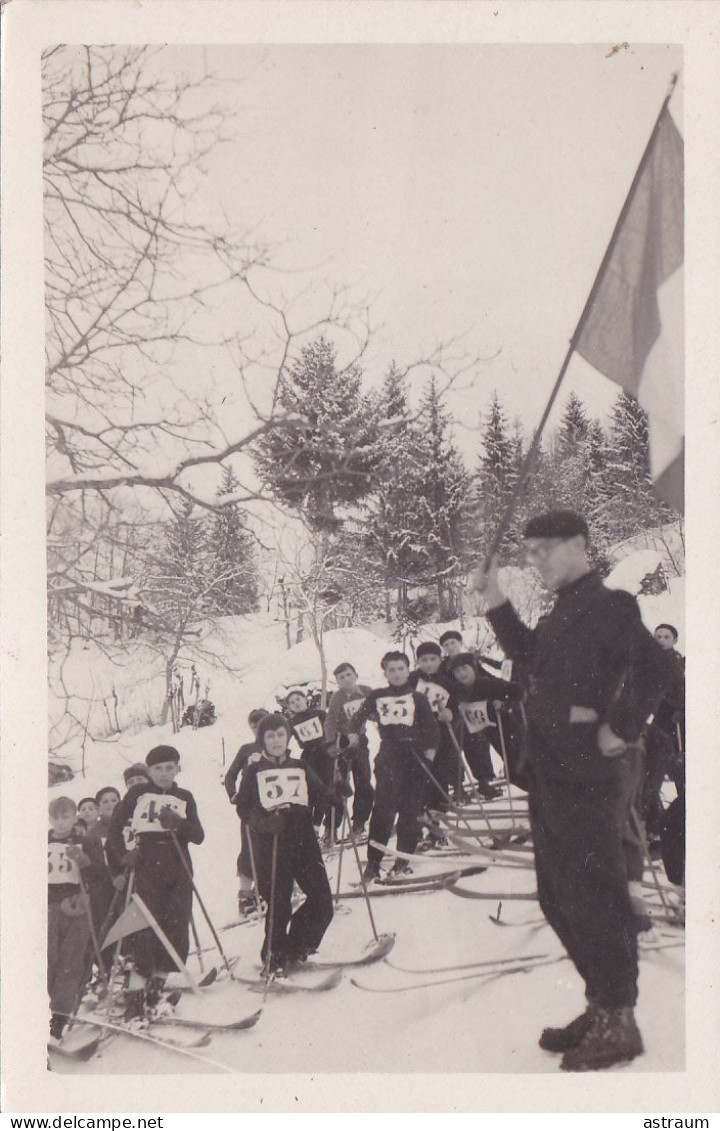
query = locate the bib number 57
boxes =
[257,768,309,812]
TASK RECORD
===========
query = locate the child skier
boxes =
[347,651,440,881]
[123,764,151,791]
[448,653,522,798]
[76,797,99,834]
[93,786,121,843]
[236,713,345,974]
[324,662,374,835]
[409,641,457,841]
[48,797,105,1043]
[286,688,338,843]
[106,745,204,1020]
[225,707,270,914]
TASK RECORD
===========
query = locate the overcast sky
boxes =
[185,42,682,463]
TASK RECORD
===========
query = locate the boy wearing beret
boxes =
[106,745,204,1020]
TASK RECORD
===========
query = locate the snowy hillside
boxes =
[48,580,685,1077]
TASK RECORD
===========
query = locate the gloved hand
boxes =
[112,873,128,891]
[60,893,89,918]
[159,805,185,831]
[439,708,453,723]
[330,780,353,805]
[64,844,90,868]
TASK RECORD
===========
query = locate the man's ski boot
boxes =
[560,1006,644,1071]
[539,1005,596,1052]
[238,891,258,917]
[362,861,380,884]
[390,860,413,879]
[144,974,178,1021]
[122,989,148,1028]
[49,1013,66,1045]
[477,780,503,800]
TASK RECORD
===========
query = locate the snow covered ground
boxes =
[48,573,685,1077]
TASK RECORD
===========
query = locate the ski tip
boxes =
[198,967,219,988]
[230,1009,263,1030]
[370,933,396,959]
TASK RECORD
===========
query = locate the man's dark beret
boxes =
[523,510,589,540]
[146,744,180,767]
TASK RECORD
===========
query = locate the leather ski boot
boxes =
[560,1006,644,1071]
[539,1005,596,1052]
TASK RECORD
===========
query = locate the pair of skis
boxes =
[351,938,684,995]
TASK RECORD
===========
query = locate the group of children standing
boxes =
[224,631,522,962]
[48,629,521,1037]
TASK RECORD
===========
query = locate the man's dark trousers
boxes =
[528,751,641,1009]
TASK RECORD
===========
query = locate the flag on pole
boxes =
[575,106,684,512]
[101,895,152,949]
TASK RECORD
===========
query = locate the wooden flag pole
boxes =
[485,73,679,559]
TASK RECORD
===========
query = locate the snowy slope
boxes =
[49,600,685,1077]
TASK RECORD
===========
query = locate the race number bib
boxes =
[131,793,187,834]
[377,694,416,727]
[294,716,324,744]
[122,823,138,851]
[48,842,80,886]
[459,700,493,734]
[257,768,309,812]
[415,678,450,716]
[343,698,364,720]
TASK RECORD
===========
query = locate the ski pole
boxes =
[410,747,493,850]
[334,752,350,907]
[629,806,674,917]
[189,914,205,974]
[342,798,380,942]
[495,710,521,828]
[105,868,135,1016]
[75,867,110,994]
[168,830,236,981]
[65,886,122,1034]
[444,723,497,837]
[246,829,266,919]
[263,831,280,989]
[334,804,348,908]
[329,749,339,849]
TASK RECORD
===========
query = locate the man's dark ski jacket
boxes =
[487,570,673,783]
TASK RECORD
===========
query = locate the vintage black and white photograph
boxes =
[5,1,718,1114]
[37,37,687,1076]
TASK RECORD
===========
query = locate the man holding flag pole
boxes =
[473,73,682,1070]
